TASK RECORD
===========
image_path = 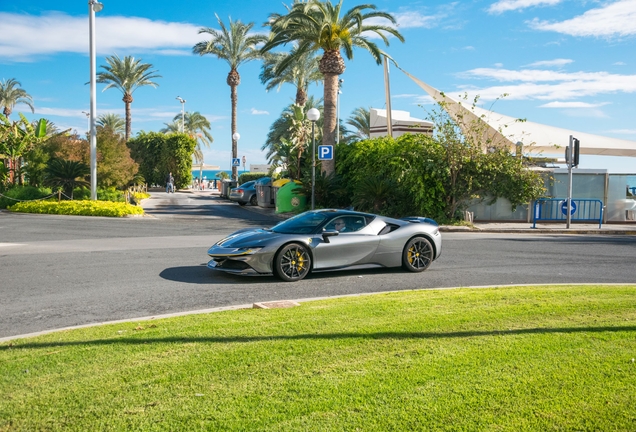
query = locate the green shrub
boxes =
[72,187,126,202]
[8,200,144,217]
[238,172,269,184]
[0,185,53,209]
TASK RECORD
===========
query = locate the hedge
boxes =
[8,200,144,217]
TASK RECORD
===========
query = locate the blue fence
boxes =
[532,198,604,228]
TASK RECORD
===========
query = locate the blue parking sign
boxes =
[232,158,241,167]
[318,145,333,160]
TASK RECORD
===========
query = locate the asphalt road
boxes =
[1,191,635,339]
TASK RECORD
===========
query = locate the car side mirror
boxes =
[322,229,339,243]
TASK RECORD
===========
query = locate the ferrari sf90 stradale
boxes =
[207,209,442,282]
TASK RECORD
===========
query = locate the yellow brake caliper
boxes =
[297,251,304,270]
[409,246,418,264]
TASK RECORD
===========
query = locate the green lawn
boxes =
[1,285,635,431]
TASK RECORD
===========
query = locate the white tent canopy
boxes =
[400,68,636,158]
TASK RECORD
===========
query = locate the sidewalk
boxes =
[173,188,636,235]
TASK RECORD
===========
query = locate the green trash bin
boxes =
[275,181,307,213]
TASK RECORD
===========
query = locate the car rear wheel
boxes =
[274,243,311,282]
[250,195,258,206]
[402,236,433,272]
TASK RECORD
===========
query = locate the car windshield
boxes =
[271,212,329,234]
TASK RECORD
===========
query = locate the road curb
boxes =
[439,227,636,235]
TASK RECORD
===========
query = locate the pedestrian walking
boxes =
[166,172,174,193]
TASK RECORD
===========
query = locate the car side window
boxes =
[324,216,368,232]
[349,217,366,232]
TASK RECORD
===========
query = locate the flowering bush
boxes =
[9,200,144,217]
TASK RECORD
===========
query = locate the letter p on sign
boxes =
[318,145,333,160]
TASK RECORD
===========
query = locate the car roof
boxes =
[312,209,375,218]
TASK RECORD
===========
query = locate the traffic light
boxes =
[573,137,580,167]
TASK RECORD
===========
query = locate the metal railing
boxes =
[532,198,604,229]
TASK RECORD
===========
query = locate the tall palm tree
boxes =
[260,45,322,107]
[345,106,370,140]
[263,0,404,175]
[97,113,125,137]
[161,111,214,165]
[193,15,267,180]
[96,55,161,140]
[0,78,34,118]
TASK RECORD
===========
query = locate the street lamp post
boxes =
[81,111,90,135]
[88,0,103,201]
[176,96,186,133]
[232,132,240,181]
[307,108,320,210]
[336,78,343,143]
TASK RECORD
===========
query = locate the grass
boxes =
[1,285,635,431]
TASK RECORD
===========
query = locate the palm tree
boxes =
[44,158,90,200]
[260,45,322,107]
[263,0,404,175]
[345,106,370,141]
[193,15,267,180]
[97,113,125,137]
[0,78,34,118]
[161,111,214,165]
[262,96,323,160]
[96,55,161,141]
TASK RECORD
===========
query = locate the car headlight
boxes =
[235,247,262,255]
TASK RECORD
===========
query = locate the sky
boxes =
[1,0,635,172]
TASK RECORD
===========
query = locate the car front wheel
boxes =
[250,195,258,206]
[274,243,311,282]
[402,236,433,272]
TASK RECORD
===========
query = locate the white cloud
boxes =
[0,12,202,61]
[393,11,438,29]
[494,63,504,68]
[488,0,562,14]
[528,0,636,37]
[455,67,636,100]
[525,58,573,67]
[250,108,269,115]
[607,129,636,134]
[614,61,627,65]
[538,101,609,108]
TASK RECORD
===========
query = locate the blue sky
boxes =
[1,0,635,172]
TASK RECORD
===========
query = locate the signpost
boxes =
[242,155,246,173]
[565,135,580,229]
[232,158,240,167]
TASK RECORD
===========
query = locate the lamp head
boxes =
[91,1,104,12]
[307,108,320,122]
[232,132,241,141]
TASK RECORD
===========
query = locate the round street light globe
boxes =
[92,1,104,12]
[307,108,320,122]
[232,133,240,141]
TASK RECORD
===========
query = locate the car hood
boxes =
[214,228,279,248]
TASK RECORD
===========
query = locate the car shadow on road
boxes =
[159,264,406,285]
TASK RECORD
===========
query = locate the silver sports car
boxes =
[207,209,442,282]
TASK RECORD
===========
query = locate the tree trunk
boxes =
[321,72,338,176]
[295,86,307,107]
[231,83,238,181]
[123,93,133,141]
